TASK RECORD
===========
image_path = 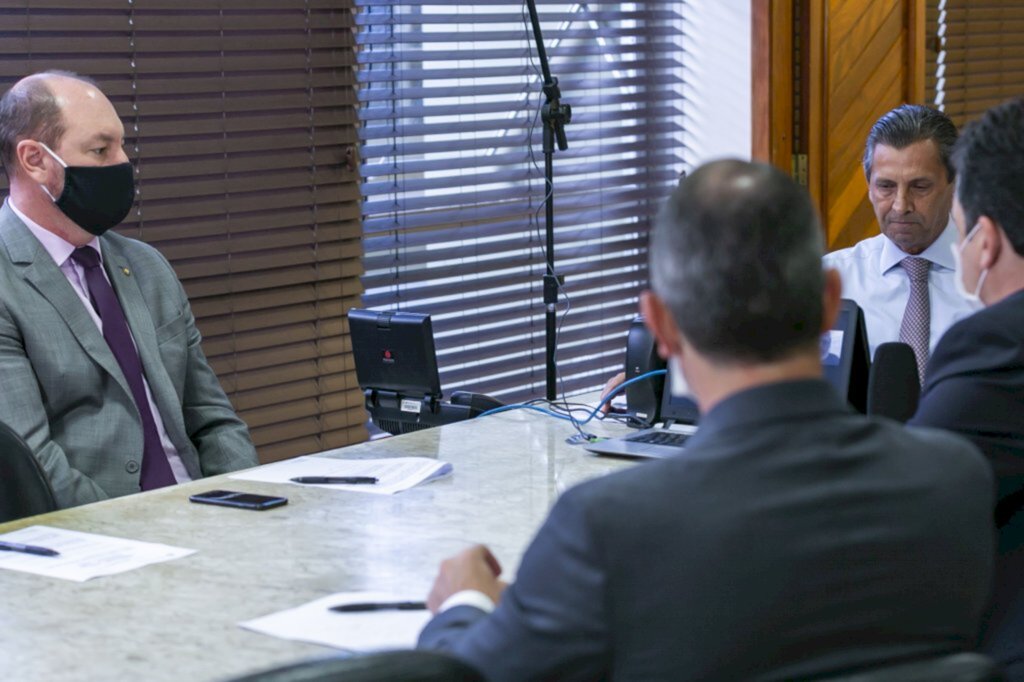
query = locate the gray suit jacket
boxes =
[419,380,995,682]
[0,202,257,507]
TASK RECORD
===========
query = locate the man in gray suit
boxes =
[418,160,995,680]
[0,71,257,508]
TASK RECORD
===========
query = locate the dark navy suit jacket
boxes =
[420,380,994,682]
[912,289,1024,679]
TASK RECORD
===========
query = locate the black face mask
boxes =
[40,143,135,236]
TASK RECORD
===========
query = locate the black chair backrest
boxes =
[227,650,485,682]
[0,420,58,523]
[820,652,1004,682]
[866,341,921,423]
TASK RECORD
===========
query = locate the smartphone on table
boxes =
[188,490,288,511]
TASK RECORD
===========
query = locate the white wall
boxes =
[681,0,752,168]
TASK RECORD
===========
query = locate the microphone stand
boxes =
[525,0,572,401]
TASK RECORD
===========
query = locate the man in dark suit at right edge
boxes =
[417,160,994,681]
[909,98,1024,680]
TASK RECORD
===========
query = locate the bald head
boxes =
[0,70,99,176]
[650,159,826,363]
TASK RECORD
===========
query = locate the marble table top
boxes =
[0,402,636,681]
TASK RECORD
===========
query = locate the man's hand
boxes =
[599,371,626,414]
[426,544,507,612]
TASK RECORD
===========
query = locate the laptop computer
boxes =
[584,299,869,459]
[584,369,700,459]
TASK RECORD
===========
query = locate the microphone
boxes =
[866,342,921,423]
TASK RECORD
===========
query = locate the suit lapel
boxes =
[0,204,133,400]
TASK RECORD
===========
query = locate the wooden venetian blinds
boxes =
[927,1,1024,126]
[0,0,366,462]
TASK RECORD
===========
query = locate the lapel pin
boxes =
[121,267,131,276]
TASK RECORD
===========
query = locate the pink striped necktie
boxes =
[898,256,931,385]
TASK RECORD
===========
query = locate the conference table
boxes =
[0,403,636,681]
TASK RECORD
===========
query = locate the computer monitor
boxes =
[821,299,871,413]
[350,308,442,399]
[349,308,477,435]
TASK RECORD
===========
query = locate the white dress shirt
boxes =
[439,590,496,614]
[823,220,974,360]
[8,199,192,484]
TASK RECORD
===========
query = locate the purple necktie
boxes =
[899,256,931,385]
[70,247,177,491]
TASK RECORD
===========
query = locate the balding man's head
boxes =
[0,70,98,176]
[650,159,825,364]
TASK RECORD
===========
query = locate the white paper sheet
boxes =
[229,455,453,495]
[0,526,195,582]
[239,591,432,651]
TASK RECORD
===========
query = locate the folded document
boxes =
[239,591,432,651]
[0,525,194,582]
[229,455,452,495]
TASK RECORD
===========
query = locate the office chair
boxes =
[227,650,485,682]
[819,652,1004,681]
[0,419,58,523]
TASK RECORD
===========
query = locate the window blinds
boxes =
[927,1,1024,126]
[356,0,686,401]
[0,0,365,461]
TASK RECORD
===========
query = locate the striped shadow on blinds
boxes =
[356,0,686,402]
[0,0,366,462]
[926,1,1024,126]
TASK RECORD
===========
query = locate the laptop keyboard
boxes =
[626,430,691,447]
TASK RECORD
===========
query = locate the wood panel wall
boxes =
[753,0,925,251]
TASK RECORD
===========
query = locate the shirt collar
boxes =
[685,379,850,451]
[7,198,101,267]
[879,217,958,275]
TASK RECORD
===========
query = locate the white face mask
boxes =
[949,223,988,309]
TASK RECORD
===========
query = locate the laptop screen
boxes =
[821,298,870,412]
[657,367,700,426]
[647,299,870,424]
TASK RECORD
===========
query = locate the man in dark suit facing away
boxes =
[909,97,1024,680]
[417,159,995,681]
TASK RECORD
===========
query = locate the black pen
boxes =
[330,601,427,613]
[0,540,61,557]
[290,476,379,485]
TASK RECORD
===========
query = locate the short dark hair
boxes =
[863,104,958,182]
[953,97,1024,256]
[0,70,97,176]
[649,160,825,364]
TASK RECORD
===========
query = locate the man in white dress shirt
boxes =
[599,106,969,403]
[824,105,974,377]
